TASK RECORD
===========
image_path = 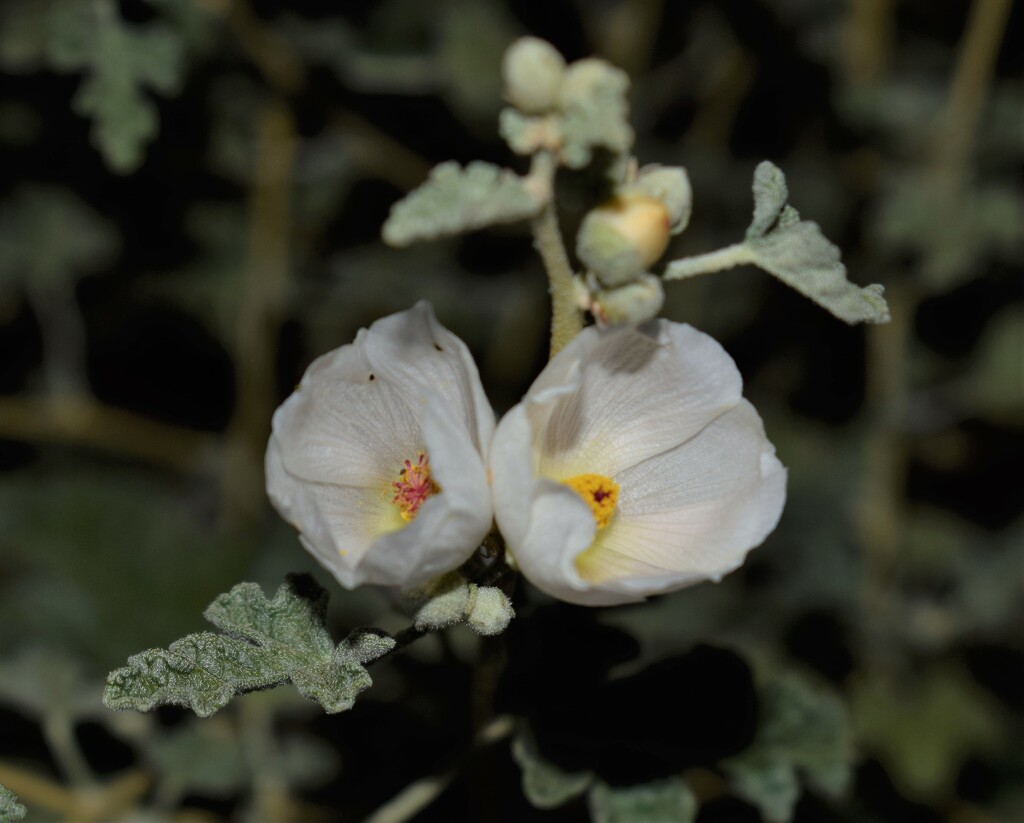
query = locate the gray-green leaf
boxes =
[723,671,854,823]
[588,778,698,823]
[46,0,184,172]
[382,161,541,246]
[559,58,633,168]
[745,162,889,324]
[511,730,594,810]
[103,575,395,717]
[0,786,25,823]
[665,161,890,325]
[0,185,118,288]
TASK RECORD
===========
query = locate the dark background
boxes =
[0,1,1021,821]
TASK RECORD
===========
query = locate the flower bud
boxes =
[403,572,472,630]
[467,586,515,636]
[594,274,665,326]
[502,37,566,114]
[632,165,692,232]
[577,194,671,287]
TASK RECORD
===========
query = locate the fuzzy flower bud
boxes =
[467,586,515,636]
[502,37,566,114]
[594,274,665,326]
[631,165,692,233]
[577,194,671,287]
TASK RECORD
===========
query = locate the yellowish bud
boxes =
[576,194,671,287]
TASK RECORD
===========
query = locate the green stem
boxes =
[930,0,1013,185]
[528,153,582,358]
[663,243,754,280]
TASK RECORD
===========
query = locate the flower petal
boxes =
[363,301,495,458]
[353,396,493,586]
[266,436,395,587]
[577,400,786,594]
[272,342,420,488]
[530,321,744,479]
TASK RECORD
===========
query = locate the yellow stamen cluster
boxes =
[563,473,619,529]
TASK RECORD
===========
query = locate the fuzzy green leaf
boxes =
[724,671,854,823]
[46,0,184,172]
[0,185,118,288]
[511,730,594,810]
[747,160,789,240]
[559,58,633,168]
[665,162,888,324]
[726,757,799,823]
[852,665,1003,803]
[588,778,698,823]
[0,786,25,823]
[745,162,889,324]
[0,648,100,721]
[145,723,248,797]
[382,161,541,246]
[104,575,395,717]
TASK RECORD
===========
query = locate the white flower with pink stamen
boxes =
[489,320,787,606]
[266,303,494,589]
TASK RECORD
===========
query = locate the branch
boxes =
[361,715,514,823]
[222,100,297,523]
[0,395,220,474]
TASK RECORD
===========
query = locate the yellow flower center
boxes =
[391,453,439,521]
[563,473,619,529]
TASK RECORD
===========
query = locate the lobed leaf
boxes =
[104,575,395,717]
[558,58,633,168]
[382,161,541,246]
[745,162,890,324]
[0,786,25,823]
[588,778,698,823]
[0,185,118,288]
[511,730,594,810]
[666,162,889,325]
[46,0,184,172]
[724,671,854,823]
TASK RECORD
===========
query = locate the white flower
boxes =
[266,302,494,589]
[490,320,786,606]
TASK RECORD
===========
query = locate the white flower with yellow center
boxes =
[490,321,786,606]
[265,302,494,589]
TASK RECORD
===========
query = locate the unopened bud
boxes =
[632,165,692,232]
[577,194,671,287]
[502,37,566,114]
[466,586,515,636]
[403,572,472,630]
[594,274,664,326]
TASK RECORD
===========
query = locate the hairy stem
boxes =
[528,153,582,358]
[663,243,754,280]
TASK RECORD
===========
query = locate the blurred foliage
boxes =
[0,0,1021,821]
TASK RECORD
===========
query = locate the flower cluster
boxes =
[267,303,785,606]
